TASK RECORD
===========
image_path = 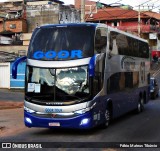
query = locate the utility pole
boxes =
[81,0,85,22]
[138,5,141,37]
[137,0,152,37]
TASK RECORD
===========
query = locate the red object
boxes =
[152,50,160,58]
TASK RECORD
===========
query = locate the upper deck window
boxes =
[28,26,95,61]
[109,31,149,58]
[94,28,107,54]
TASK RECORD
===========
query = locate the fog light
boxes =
[80,118,89,125]
[25,117,32,124]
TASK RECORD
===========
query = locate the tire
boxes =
[101,108,111,128]
[137,97,144,113]
[156,92,159,98]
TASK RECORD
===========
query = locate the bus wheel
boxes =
[137,97,144,113]
[102,108,110,128]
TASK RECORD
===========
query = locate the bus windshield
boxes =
[25,66,90,103]
[28,25,95,61]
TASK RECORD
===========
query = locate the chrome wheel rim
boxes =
[138,102,141,112]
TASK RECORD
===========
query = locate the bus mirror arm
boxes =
[12,56,27,79]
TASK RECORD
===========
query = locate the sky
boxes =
[0,0,160,12]
[61,0,160,12]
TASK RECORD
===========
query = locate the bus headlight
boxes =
[25,117,32,124]
[80,118,90,125]
[150,89,154,92]
[74,102,96,114]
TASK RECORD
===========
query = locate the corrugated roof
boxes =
[143,11,160,20]
[86,7,152,21]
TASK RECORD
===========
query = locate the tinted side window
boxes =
[139,41,149,58]
[110,31,129,56]
[28,26,95,61]
[125,72,133,88]
[107,73,121,93]
[127,38,140,57]
[107,72,139,94]
[95,28,107,53]
[109,31,149,58]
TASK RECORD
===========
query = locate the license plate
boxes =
[49,122,60,127]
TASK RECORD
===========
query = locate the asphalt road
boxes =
[1,97,160,147]
[0,89,24,102]
[1,88,160,150]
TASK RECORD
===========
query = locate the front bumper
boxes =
[24,111,94,129]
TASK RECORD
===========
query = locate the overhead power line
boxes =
[150,3,160,10]
[136,0,154,7]
[89,0,155,22]
[137,0,160,35]
[85,0,101,21]
[145,0,160,5]
[108,0,122,5]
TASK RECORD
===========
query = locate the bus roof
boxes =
[37,23,148,43]
[39,23,98,28]
[106,25,148,43]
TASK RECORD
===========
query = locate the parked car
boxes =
[150,77,159,99]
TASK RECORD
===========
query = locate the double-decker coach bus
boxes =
[12,23,150,129]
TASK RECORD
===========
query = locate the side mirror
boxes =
[12,56,27,79]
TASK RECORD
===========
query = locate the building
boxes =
[0,0,80,89]
[85,4,160,55]
[0,0,80,56]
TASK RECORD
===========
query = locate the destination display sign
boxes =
[33,50,83,60]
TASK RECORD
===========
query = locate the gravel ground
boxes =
[0,101,23,110]
[0,107,28,137]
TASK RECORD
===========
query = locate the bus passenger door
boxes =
[92,54,106,96]
[93,28,107,96]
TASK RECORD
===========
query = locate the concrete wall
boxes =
[0,62,10,88]
[26,4,80,32]
[26,5,59,32]
[59,5,80,24]
[0,3,80,57]
[27,11,59,32]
